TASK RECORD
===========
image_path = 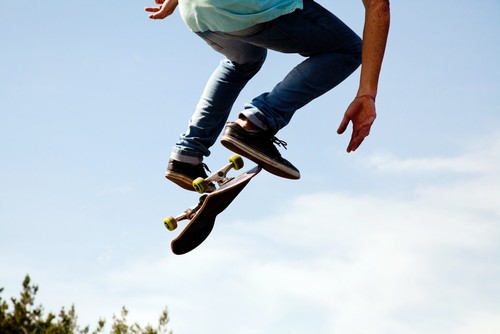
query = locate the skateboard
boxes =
[164,155,261,255]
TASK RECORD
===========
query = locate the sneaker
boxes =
[165,159,216,192]
[220,122,300,179]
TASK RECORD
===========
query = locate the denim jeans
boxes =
[171,0,362,164]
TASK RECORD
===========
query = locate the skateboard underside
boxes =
[170,166,261,255]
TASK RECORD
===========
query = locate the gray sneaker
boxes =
[220,122,300,179]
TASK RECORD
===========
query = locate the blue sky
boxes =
[1,0,499,333]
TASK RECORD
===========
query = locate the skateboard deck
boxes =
[167,165,261,255]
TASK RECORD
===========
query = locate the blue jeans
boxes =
[171,0,362,164]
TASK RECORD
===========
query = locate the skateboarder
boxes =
[146,0,390,189]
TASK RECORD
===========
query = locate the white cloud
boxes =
[367,152,490,174]
[64,134,499,334]
[7,135,499,334]
[367,133,500,175]
[453,312,500,334]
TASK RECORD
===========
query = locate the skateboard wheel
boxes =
[193,177,209,194]
[229,154,244,170]
[164,216,178,231]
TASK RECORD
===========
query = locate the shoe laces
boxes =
[272,136,288,150]
[201,163,211,174]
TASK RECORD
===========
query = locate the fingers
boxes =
[145,7,160,13]
[347,125,371,152]
[145,0,165,12]
[145,6,167,19]
[145,2,175,20]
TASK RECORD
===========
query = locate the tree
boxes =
[0,275,172,334]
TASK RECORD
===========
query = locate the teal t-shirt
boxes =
[178,0,304,32]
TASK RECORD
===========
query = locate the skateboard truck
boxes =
[164,195,208,231]
[192,154,244,193]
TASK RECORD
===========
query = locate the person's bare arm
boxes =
[145,0,179,20]
[337,0,390,152]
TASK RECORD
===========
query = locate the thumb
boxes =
[337,114,350,134]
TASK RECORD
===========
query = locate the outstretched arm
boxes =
[337,0,390,152]
[145,0,179,20]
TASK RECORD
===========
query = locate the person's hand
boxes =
[337,95,377,152]
[145,0,178,20]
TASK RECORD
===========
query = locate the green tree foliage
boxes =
[0,275,172,334]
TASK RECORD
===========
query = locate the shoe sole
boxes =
[165,172,197,191]
[221,135,300,180]
[165,171,216,193]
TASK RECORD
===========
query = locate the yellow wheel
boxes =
[193,177,209,194]
[229,154,244,170]
[164,216,178,231]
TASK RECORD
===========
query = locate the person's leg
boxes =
[220,0,362,179]
[166,30,267,190]
[232,0,363,133]
[171,33,268,163]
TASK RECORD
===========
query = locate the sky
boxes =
[1,0,499,333]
